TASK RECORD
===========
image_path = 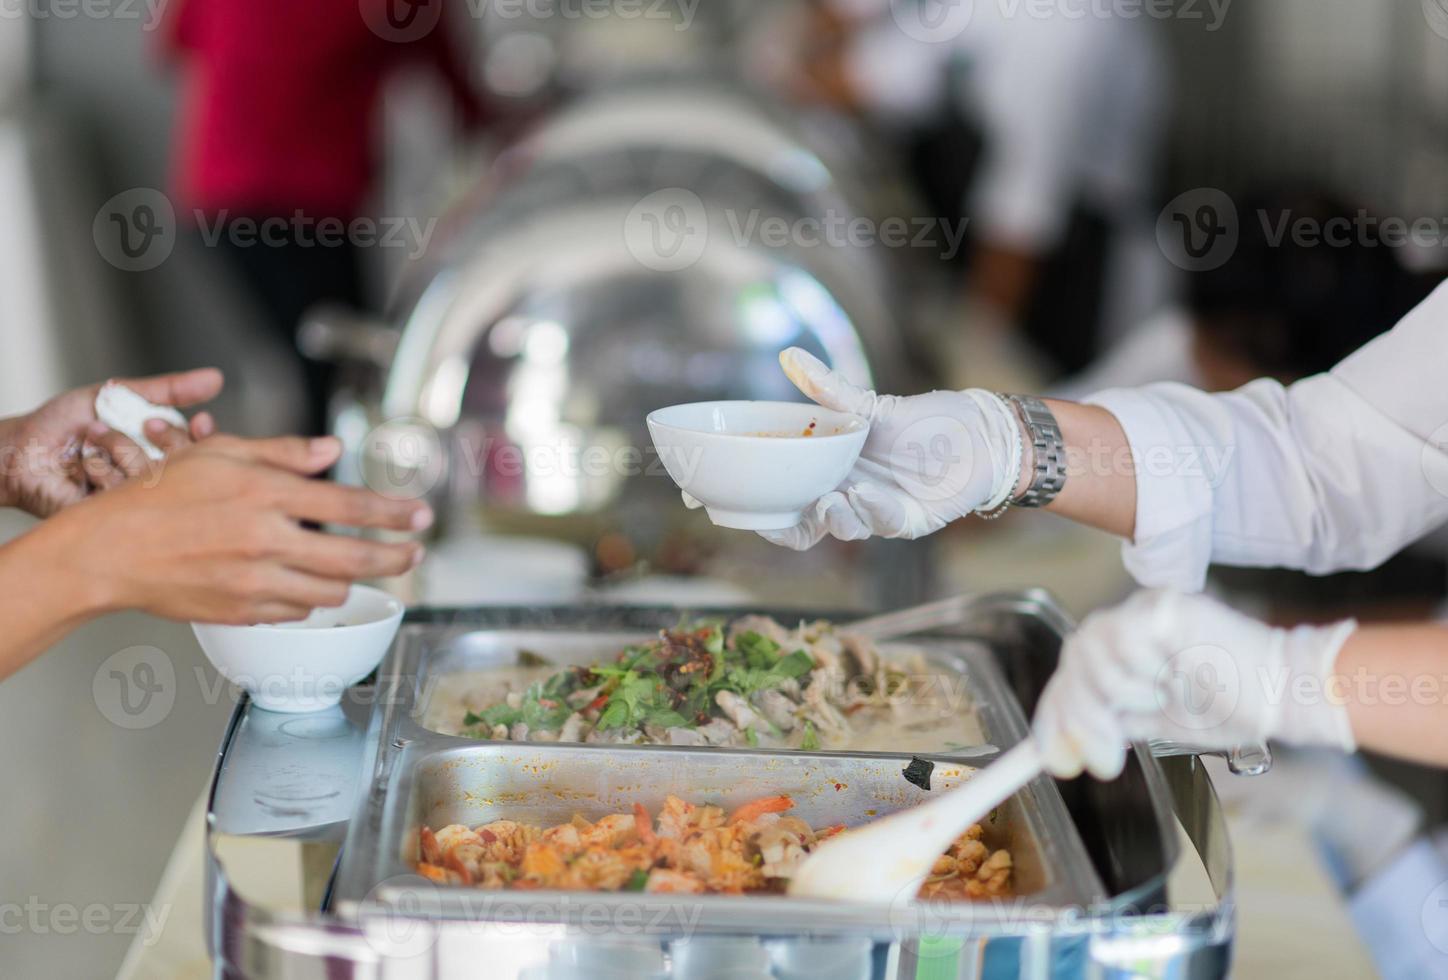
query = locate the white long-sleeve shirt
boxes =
[1086,280,1448,592]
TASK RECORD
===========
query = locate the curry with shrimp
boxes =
[416,794,1012,900]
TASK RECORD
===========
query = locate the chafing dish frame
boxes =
[205,591,1235,979]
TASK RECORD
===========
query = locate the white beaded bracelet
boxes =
[972,391,1024,520]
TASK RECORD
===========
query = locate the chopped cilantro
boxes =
[736,631,780,668]
[702,625,725,656]
[461,619,822,742]
[643,707,689,728]
[516,681,571,731]
[774,650,815,679]
[474,703,522,729]
[597,699,631,730]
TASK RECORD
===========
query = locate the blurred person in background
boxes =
[1061,187,1444,624]
[0,368,430,680]
[793,0,1171,386]
[158,0,485,435]
[1063,188,1434,395]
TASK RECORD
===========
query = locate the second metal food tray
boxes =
[404,623,1027,756]
[331,613,1106,924]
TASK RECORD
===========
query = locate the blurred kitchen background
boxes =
[2,0,1448,976]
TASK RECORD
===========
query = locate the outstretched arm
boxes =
[0,435,430,682]
[1032,589,1448,777]
[1337,624,1448,767]
[0,527,101,676]
[763,281,1448,593]
[1038,400,1138,539]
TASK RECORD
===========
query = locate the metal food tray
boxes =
[332,744,1100,933]
[409,627,1008,752]
[206,592,1235,979]
[330,616,1103,921]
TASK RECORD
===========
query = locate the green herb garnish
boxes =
[461,620,822,742]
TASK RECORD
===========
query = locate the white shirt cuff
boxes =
[1084,386,1217,592]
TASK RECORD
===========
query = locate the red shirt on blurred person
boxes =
[162,0,482,220]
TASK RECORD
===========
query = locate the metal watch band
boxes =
[1003,394,1066,509]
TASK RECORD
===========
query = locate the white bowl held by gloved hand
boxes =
[192,585,404,713]
[646,401,869,531]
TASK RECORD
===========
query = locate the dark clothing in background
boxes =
[211,231,363,434]
[905,107,1111,378]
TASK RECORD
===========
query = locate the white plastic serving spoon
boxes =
[787,740,1046,903]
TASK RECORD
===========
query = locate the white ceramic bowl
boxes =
[646,401,869,530]
[192,585,405,713]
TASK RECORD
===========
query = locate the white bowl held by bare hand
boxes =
[192,585,404,713]
[646,401,869,531]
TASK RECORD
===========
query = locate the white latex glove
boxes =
[727,348,1024,550]
[1033,590,1359,781]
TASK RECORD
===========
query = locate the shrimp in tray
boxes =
[414,795,1012,899]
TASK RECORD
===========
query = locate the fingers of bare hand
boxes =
[118,367,225,409]
[286,481,433,532]
[80,441,126,490]
[85,423,155,479]
[279,529,424,581]
[241,602,314,626]
[264,568,352,611]
[144,419,192,454]
[217,435,342,475]
[190,412,216,439]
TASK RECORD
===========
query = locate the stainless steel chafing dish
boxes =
[205,592,1235,979]
[317,83,910,516]
[310,83,927,607]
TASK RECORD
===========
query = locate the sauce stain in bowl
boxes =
[748,420,839,438]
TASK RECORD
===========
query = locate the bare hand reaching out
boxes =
[0,368,223,516]
[40,434,431,626]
